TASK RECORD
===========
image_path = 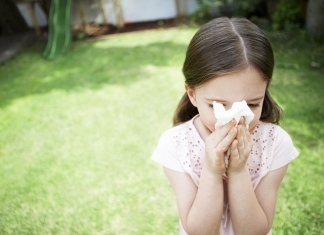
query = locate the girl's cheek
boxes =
[249,109,262,132]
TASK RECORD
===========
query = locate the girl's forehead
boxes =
[197,67,267,101]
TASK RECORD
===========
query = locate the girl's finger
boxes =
[237,116,244,126]
[237,125,245,156]
[245,125,250,141]
[216,126,238,152]
[230,139,239,159]
[206,119,236,150]
[215,119,236,137]
[242,122,249,147]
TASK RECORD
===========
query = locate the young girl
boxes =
[151,17,299,235]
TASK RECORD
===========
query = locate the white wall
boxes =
[121,0,177,24]
[17,0,198,27]
[17,3,48,27]
[70,0,117,25]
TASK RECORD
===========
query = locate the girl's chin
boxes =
[249,121,259,133]
[204,125,214,135]
[201,123,214,136]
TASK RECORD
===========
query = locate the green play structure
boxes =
[43,0,72,60]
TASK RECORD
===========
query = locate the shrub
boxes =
[272,0,305,30]
[190,0,265,24]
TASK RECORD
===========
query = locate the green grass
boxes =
[0,27,323,234]
[266,31,324,234]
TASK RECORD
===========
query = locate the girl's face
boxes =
[186,66,267,135]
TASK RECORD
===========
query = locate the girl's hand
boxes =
[204,119,237,176]
[227,117,254,174]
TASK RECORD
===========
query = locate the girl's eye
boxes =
[208,103,225,108]
[248,103,260,108]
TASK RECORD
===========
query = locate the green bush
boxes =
[234,0,263,17]
[272,0,303,30]
[190,0,307,31]
[190,0,233,24]
[190,0,264,24]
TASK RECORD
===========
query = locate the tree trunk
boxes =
[98,0,108,25]
[306,0,324,34]
[113,0,124,28]
[76,0,87,30]
[175,0,188,18]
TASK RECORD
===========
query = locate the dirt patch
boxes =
[72,19,178,40]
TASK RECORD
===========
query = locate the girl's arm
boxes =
[164,119,237,235]
[164,167,224,235]
[227,122,289,235]
[228,164,288,235]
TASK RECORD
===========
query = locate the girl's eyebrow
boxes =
[205,96,264,102]
[246,96,265,102]
[205,98,227,102]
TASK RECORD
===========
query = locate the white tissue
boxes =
[213,100,255,168]
[213,100,254,128]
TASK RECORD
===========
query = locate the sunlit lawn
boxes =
[0,26,323,234]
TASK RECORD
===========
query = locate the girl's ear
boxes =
[185,84,197,107]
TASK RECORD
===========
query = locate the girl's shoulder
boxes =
[253,121,294,145]
[248,121,299,188]
[250,121,299,172]
[159,115,202,145]
[152,115,204,183]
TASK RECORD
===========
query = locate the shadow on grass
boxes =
[270,68,324,151]
[265,31,324,152]
[0,40,187,108]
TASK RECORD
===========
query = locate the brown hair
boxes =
[173,17,282,126]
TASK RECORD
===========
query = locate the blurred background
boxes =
[0,1,323,235]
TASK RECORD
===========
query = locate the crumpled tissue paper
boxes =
[213,100,255,168]
[213,100,254,128]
